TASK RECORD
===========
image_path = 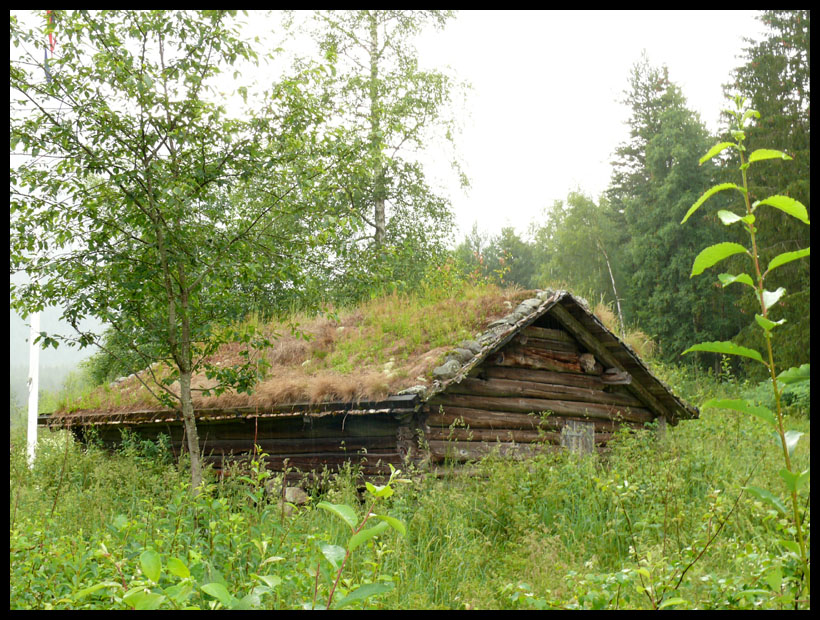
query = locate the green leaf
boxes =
[166,557,190,579]
[691,243,748,277]
[716,210,754,226]
[741,109,761,125]
[231,592,260,610]
[755,314,786,332]
[140,549,162,583]
[165,582,194,605]
[748,148,792,163]
[701,398,775,427]
[658,597,688,609]
[779,468,809,492]
[348,520,389,552]
[717,273,755,288]
[317,502,358,530]
[372,514,407,536]
[761,287,785,312]
[744,486,786,515]
[753,195,810,224]
[334,582,394,609]
[777,363,810,385]
[112,514,129,530]
[73,581,122,600]
[763,566,783,592]
[682,341,765,365]
[254,575,282,589]
[681,183,745,224]
[698,142,736,165]
[777,539,801,556]
[123,588,166,610]
[364,481,394,498]
[201,582,235,607]
[767,248,809,273]
[783,431,804,458]
[320,543,346,570]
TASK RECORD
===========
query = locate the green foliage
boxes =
[10,9,355,489]
[528,192,620,299]
[284,10,463,303]
[680,95,809,606]
[9,362,811,610]
[724,10,810,377]
[454,224,535,288]
[606,54,746,363]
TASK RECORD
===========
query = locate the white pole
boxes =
[27,312,40,467]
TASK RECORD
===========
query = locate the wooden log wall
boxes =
[80,411,409,477]
[423,324,651,462]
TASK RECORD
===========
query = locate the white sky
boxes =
[409,10,769,238]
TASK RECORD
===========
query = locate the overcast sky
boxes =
[10,10,770,371]
[408,10,769,238]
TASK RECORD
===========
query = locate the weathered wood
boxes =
[447,377,644,408]
[425,405,645,432]
[430,393,653,423]
[426,426,559,444]
[427,440,548,463]
[601,367,632,385]
[522,325,576,343]
[481,365,608,390]
[515,335,580,354]
[560,419,595,455]
[182,436,398,455]
[494,346,583,374]
[579,353,604,375]
[548,302,672,420]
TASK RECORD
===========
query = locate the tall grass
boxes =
[10,361,810,609]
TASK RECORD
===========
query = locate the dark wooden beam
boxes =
[548,302,673,421]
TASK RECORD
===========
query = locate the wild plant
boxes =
[680,94,810,606]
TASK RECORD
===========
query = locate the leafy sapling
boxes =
[680,95,810,605]
[313,464,407,609]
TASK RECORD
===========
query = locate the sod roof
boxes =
[45,286,698,426]
[49,284,535,417]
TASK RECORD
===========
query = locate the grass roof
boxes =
[55,283,535,415]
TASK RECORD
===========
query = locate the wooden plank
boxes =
[430,393,653,423]
[426,426,558,444]
[514,335,580,354]
[427,440,549,463]
[493,346,583,374]
[481,365,608,390]
[522,325,576,343]
[425,405,645,432]
[548,302,673,420]
[185,436,398,455]
[447,377,644,408]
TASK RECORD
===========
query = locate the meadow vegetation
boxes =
[10,353,810,610]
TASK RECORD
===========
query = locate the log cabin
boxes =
[39,288,698,476]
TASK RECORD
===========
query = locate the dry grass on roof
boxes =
[55,283,534,416]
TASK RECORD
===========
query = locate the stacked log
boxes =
[424,325,647,462]
[82,411,407,476]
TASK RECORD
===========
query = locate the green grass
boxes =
[10,362,810,610]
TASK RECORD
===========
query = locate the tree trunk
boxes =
[368,11,386,249]
[179,370,203,493]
